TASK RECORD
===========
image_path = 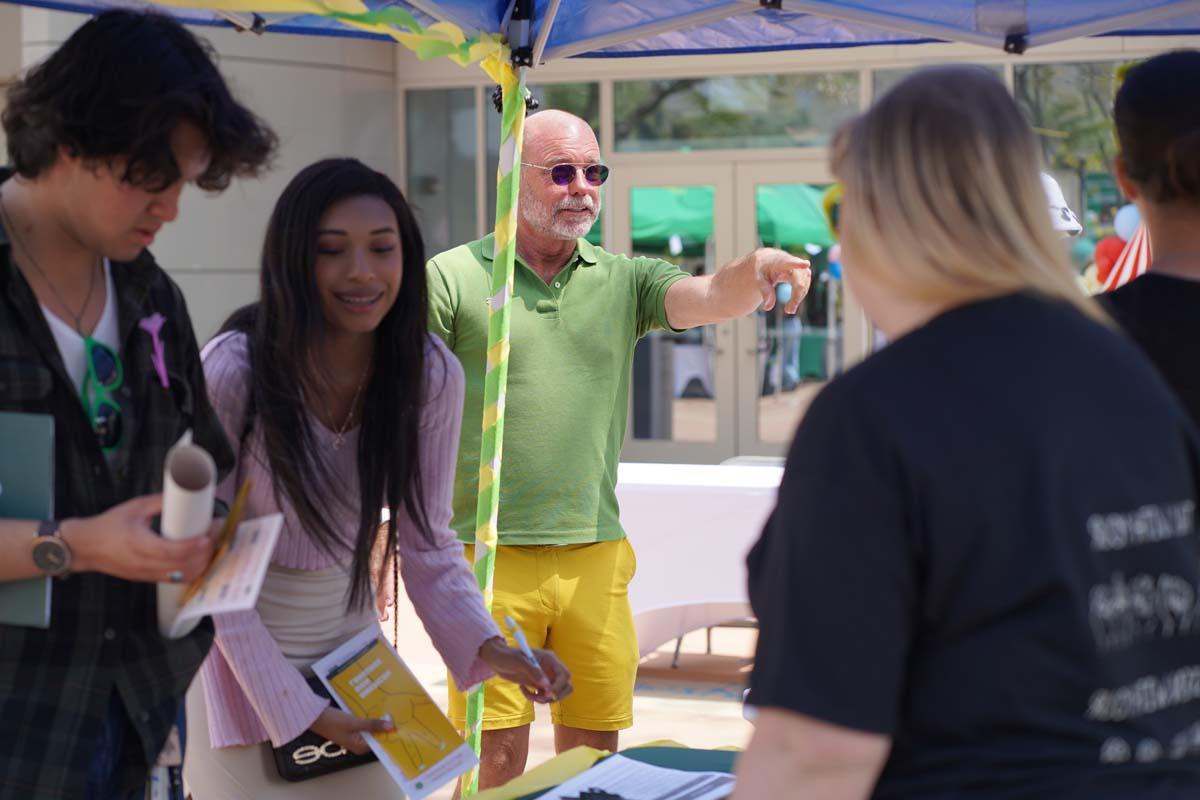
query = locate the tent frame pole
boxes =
[542,0,754,60]
[531,0,561,66]
[776,1,999,48]
[1025,1,1200,48]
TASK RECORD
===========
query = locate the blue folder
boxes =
[0,411,55,628]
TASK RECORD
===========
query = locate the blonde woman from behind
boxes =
[736,66,1200,800]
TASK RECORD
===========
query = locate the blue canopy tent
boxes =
[1,1,1198,57]
[395,1,1200,58]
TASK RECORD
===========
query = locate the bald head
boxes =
[517,109,603,244]
[522,110,599,165]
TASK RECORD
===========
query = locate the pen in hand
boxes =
[504,615,550,686]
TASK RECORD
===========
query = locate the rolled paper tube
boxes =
[156,432,217,638]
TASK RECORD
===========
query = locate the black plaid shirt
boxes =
[0,170,235,799]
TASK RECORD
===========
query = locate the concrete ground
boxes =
[383,589,756,799]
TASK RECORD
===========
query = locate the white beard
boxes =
[521,194,600,240]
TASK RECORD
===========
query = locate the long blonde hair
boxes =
[831,65,1107,324]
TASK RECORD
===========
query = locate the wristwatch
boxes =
[32,520,72,578]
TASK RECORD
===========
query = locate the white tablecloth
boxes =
[615,463,782,656]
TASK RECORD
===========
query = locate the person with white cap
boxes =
[1041,172,1084,238]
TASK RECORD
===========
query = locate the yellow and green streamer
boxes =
[461,58,527,798]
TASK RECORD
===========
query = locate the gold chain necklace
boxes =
[323,365,369,450]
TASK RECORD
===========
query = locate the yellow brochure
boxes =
[312,626,477,798]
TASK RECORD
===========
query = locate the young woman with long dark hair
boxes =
[184,158,570,796]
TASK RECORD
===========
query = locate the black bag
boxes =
[270,675,377,782]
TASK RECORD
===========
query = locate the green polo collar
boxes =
[481,233,598,267]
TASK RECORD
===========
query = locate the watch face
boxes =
[32,538,69,576]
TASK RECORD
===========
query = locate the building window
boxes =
[872,64,1003,100]
[1014,61,1123,245]
[614,73,859,152]
[405,88,477,259]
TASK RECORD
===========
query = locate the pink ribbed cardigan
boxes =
[197,330,499,748]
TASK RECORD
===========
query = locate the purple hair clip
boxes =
[139,312,169,389]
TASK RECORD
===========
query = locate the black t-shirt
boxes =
[748,293,1200,799]
[1103,273,1200,431]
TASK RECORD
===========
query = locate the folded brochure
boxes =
[163,512,283,638]
[313,626,477,799]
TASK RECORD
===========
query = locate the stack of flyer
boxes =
[539,755,735,800]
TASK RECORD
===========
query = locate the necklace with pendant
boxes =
[325,366,369,450]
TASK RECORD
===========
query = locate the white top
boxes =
[617,461,783,489]
[40,261,118,392]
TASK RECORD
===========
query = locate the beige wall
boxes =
[0,4,21,160]
[14,10,400,340]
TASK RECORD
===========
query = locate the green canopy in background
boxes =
[625,184,834,257]
[755,184,835,250]
[630,186,715,256]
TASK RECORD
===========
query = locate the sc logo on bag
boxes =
[292,740,348,765]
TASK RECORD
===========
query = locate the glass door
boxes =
[608,163,738,463]
[733,161,871,457]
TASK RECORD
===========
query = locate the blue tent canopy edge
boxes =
[1,0,1197,55]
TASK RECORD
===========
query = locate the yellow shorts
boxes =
[448,538,639,732]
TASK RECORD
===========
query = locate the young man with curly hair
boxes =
[0,10,276,799]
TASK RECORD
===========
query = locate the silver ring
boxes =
[167,570,184,584]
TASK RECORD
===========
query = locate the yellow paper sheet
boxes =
[472,746,609,800]
[471,740,743,800]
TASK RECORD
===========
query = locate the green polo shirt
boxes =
[427,234,688,545]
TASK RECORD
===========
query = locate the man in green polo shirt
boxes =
[428,109,811,790]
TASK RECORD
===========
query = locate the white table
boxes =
[615,462,783,657]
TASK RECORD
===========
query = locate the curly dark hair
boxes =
[1115,50,1200,206]
[2,9,276,191]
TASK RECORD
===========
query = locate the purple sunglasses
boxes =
[521,162,610,187]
